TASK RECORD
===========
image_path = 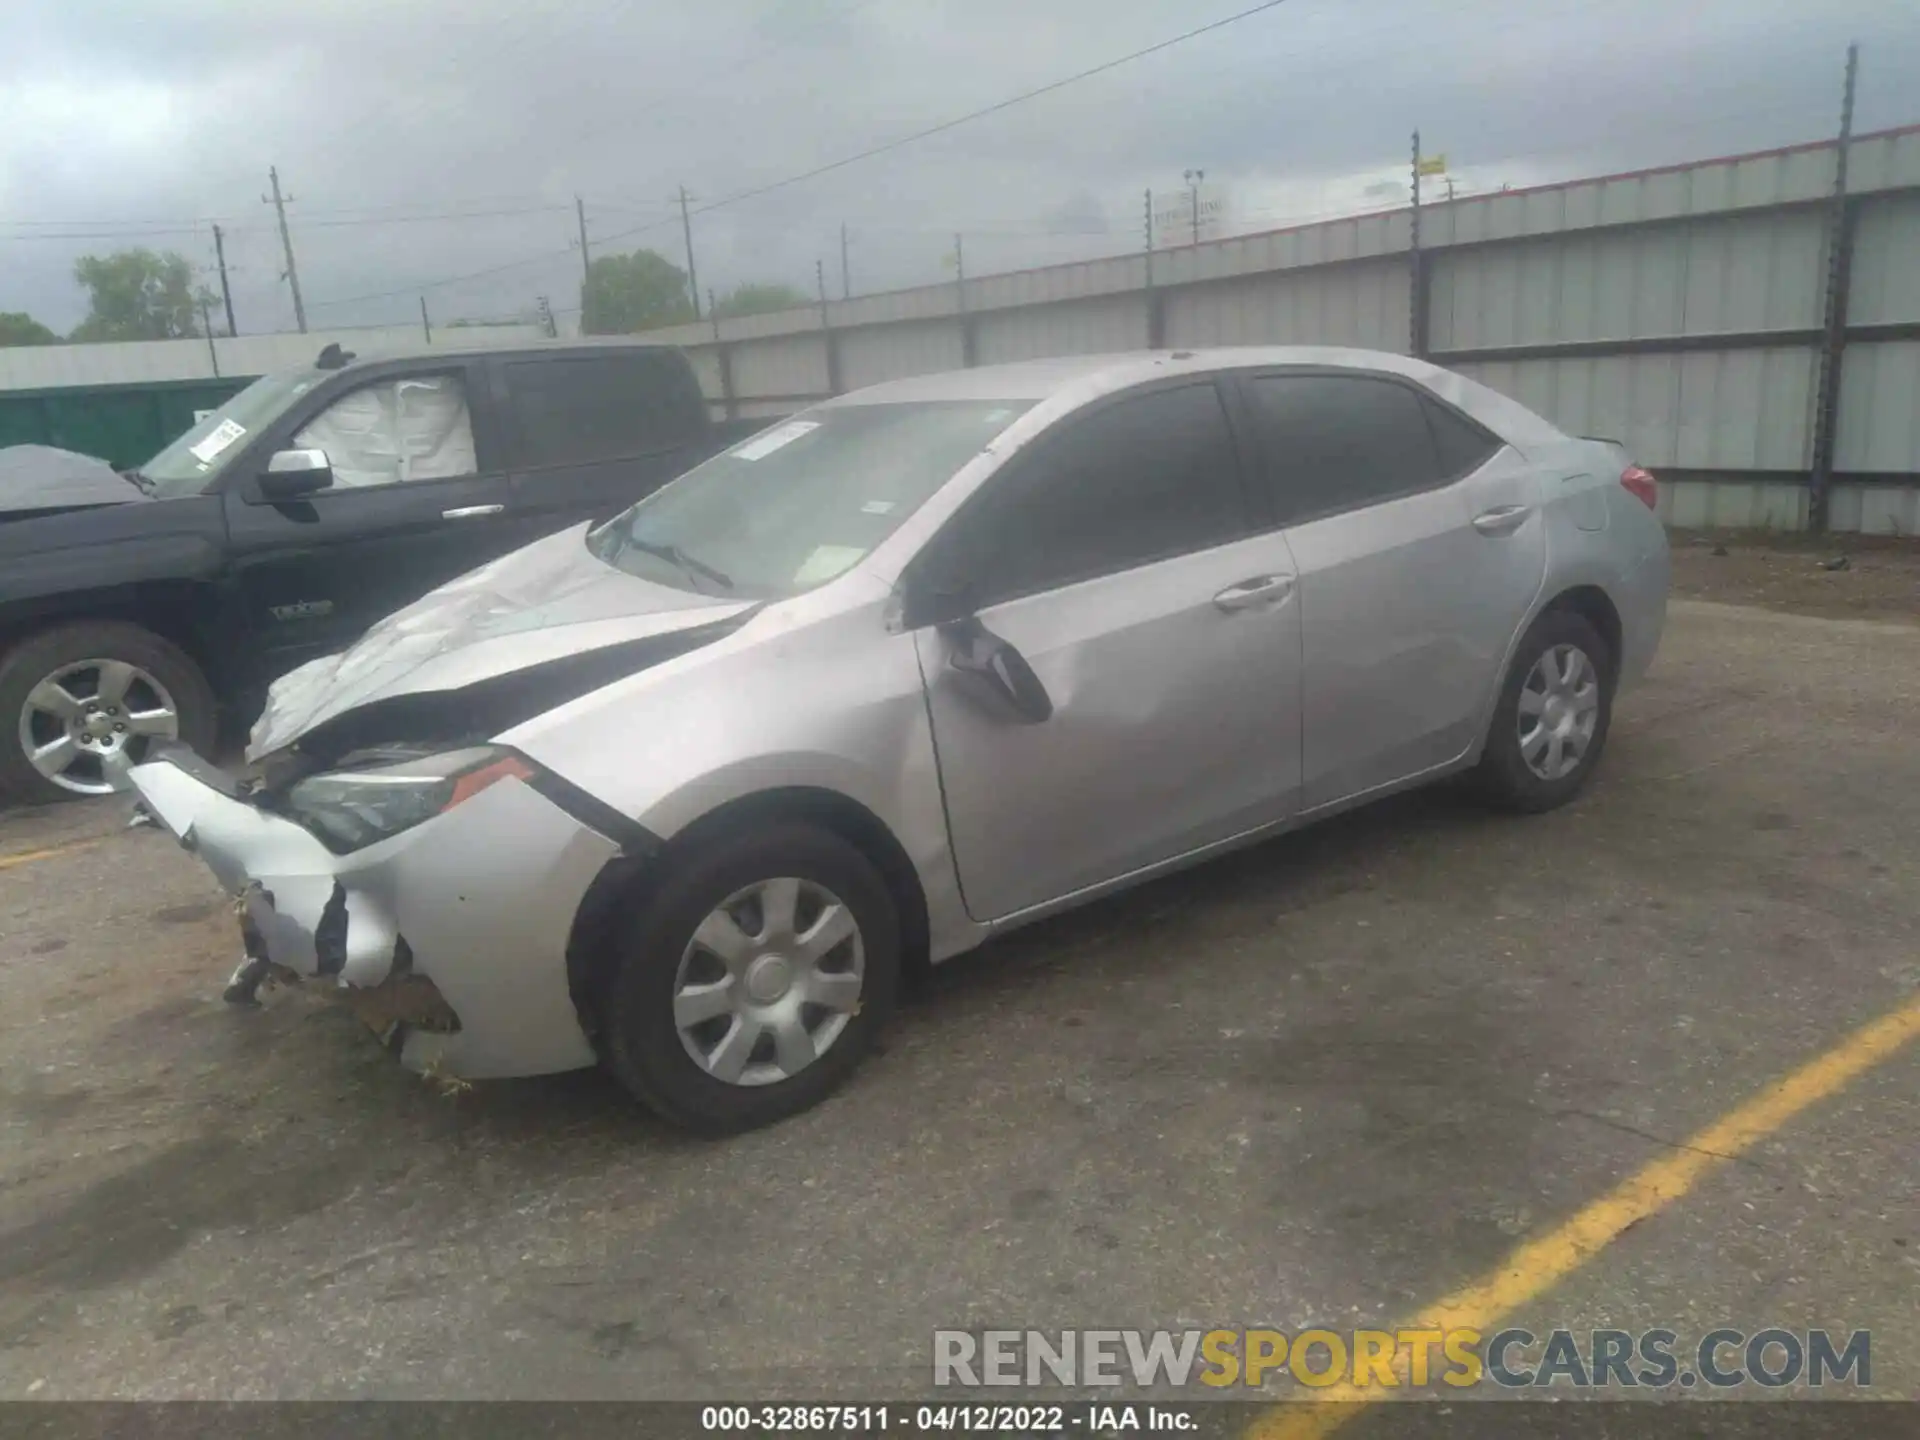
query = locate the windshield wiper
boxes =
[624,537,734,593]
[117,467,155,496]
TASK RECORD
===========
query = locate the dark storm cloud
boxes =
[4,0,1917,333]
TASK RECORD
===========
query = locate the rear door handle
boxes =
[1213,574,1296,612]
[442,504,505,520]
[1472,504,1532,536]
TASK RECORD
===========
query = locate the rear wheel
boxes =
[1474,609,1614,814]
[598,821,899,1134]
[0,622,216,806]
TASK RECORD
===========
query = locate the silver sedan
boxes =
[130,347,1669,1133]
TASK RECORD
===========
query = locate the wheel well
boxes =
[1542,585,1622,677]
[0,584,226,692]
[564,786,934,1048]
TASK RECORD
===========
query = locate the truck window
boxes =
[504,353,706,470]
[293,374,477,488]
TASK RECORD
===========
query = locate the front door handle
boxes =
[1213,574,1296,612]
[1472,504,1532,536]
[442,503,505,520]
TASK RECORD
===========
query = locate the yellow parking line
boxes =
[1248,990,1920,1440]
[0,836,103,872]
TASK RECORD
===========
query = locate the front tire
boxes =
[0,622,217,807]
[599,821,900,1134]
[1474,609,1614,814]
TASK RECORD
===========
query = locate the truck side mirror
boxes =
[253,448,334,502]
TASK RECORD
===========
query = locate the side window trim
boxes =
[908,376,1258,620]
[1227,367,1477,531]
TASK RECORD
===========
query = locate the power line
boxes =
[592,0,1295,249]
[309,0,1294,311]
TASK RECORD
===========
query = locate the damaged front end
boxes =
[126,532,763,1079]
[132,742,630,1079]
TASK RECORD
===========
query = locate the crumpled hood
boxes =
[248,523,754,759]
[0,444,142,517]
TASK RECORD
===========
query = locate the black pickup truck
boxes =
[0,338,747,805]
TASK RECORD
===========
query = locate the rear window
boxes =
[504,352,705,469]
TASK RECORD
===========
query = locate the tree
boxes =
[69,248,201,341]
[581,249,694,334]
[0,312,59,347]
[712,282,810,320]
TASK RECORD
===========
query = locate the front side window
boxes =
[587,400,1033,599]
[925,382,1248,610]
[292,374,477,489]
[140,368,324,497]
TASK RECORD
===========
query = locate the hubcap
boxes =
[672,876,865,1087]
[16,658,180,796]
[1517,643,1599,782]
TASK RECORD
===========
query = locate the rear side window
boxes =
[933,382,1248,608]
[504,353,704,468]
[1242,374,1454,525]
[1423,396,1503,478]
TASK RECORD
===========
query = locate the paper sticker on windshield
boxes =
[188,417,247,464]
[730,420,819,461]
[860,499,896,515]
[792,544,865,586]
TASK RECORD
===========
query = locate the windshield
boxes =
[141,368,325,498]
[586,400,1033,599]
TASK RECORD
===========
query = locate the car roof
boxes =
[819,346,1566,446]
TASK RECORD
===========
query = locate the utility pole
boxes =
[1184,168,1205,246]
[420,296,432,344]
[1808,42,1861,535]
[575,195,591,287]
[211,224,237,337]
[678,185,701,321]
[263,166,307,334]
[708,288,721,343]
[840,222,851,300]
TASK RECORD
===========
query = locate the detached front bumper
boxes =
[129,748,621,1079]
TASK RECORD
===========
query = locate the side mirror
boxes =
[941,613,1052,724]
[254,448,334,501]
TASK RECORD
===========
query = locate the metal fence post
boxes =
[1808,42,1860,535]
[1409,130,1430,360]
[709,291,737,423]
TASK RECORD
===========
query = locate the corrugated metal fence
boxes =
[642,125,1920,534]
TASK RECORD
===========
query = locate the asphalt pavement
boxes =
[0,598,1914,1412]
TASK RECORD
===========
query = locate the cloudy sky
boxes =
[5,0,1919,336]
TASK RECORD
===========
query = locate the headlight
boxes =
[282,746,534,853]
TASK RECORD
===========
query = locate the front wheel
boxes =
[598,821,900,1134]
[0,622,217,806]
[1473,609,1614,814]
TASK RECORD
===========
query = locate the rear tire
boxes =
[0,621,217,807]
[598,821,900,1135]
[1473,609,1614,814]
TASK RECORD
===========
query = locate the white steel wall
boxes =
[1163,260,1409,351]
[0,325,549,391]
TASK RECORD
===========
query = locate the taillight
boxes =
[1620,465,1658,511]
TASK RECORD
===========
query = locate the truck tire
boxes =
[0,621,217,807]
